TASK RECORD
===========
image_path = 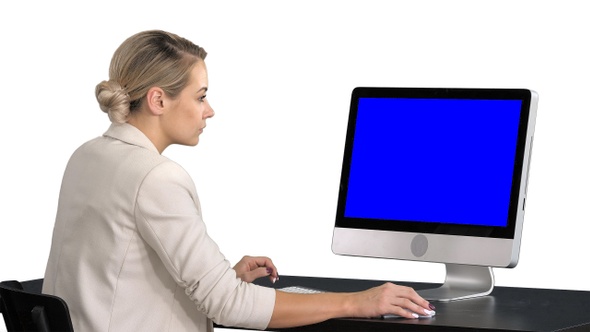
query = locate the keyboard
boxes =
[278,286,324,294]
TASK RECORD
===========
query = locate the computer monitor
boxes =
[332,87,538,302]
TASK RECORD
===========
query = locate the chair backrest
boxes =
[0,280,74,332]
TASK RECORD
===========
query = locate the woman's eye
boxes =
[198,95,207,102]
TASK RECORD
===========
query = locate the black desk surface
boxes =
[248,275,590,332]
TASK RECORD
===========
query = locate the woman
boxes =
[43,29,434,331]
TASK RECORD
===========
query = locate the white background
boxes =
[1,1,589,331]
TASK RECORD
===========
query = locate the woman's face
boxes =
[161,61,214,147]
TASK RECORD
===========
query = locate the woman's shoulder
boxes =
[143,158,196,190]
[138,158,200,207]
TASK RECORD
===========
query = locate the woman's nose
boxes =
[205,102,214,118]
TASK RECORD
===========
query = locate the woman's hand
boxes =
[233,255,279,283]
[348,282,435,319]
[269,282,434,328]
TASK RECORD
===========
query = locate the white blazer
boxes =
[43,123,275,332]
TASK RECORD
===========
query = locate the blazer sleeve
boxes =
[134,160,275,329]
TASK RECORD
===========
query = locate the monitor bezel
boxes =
[334,87,536,240]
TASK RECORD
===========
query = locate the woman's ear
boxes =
[145,87,166,116]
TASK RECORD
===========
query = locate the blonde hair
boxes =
[95,30,207,123]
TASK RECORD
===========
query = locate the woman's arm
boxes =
[269,283,434,328]
[232,255,434,327]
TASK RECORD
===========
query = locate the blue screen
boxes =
[344,97,522,227]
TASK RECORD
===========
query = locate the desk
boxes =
[246,275,590,332]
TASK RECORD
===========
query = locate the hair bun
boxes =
[95,80,130,123]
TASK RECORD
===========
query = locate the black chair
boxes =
[0,279,74,332]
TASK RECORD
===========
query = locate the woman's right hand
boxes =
[347,282,435,319]
[269,282,434,328]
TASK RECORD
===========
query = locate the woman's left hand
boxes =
[233,255,279,283]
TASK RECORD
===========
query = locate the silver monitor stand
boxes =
[417,264,494,302]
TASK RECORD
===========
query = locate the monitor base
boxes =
[417,264,494,302]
